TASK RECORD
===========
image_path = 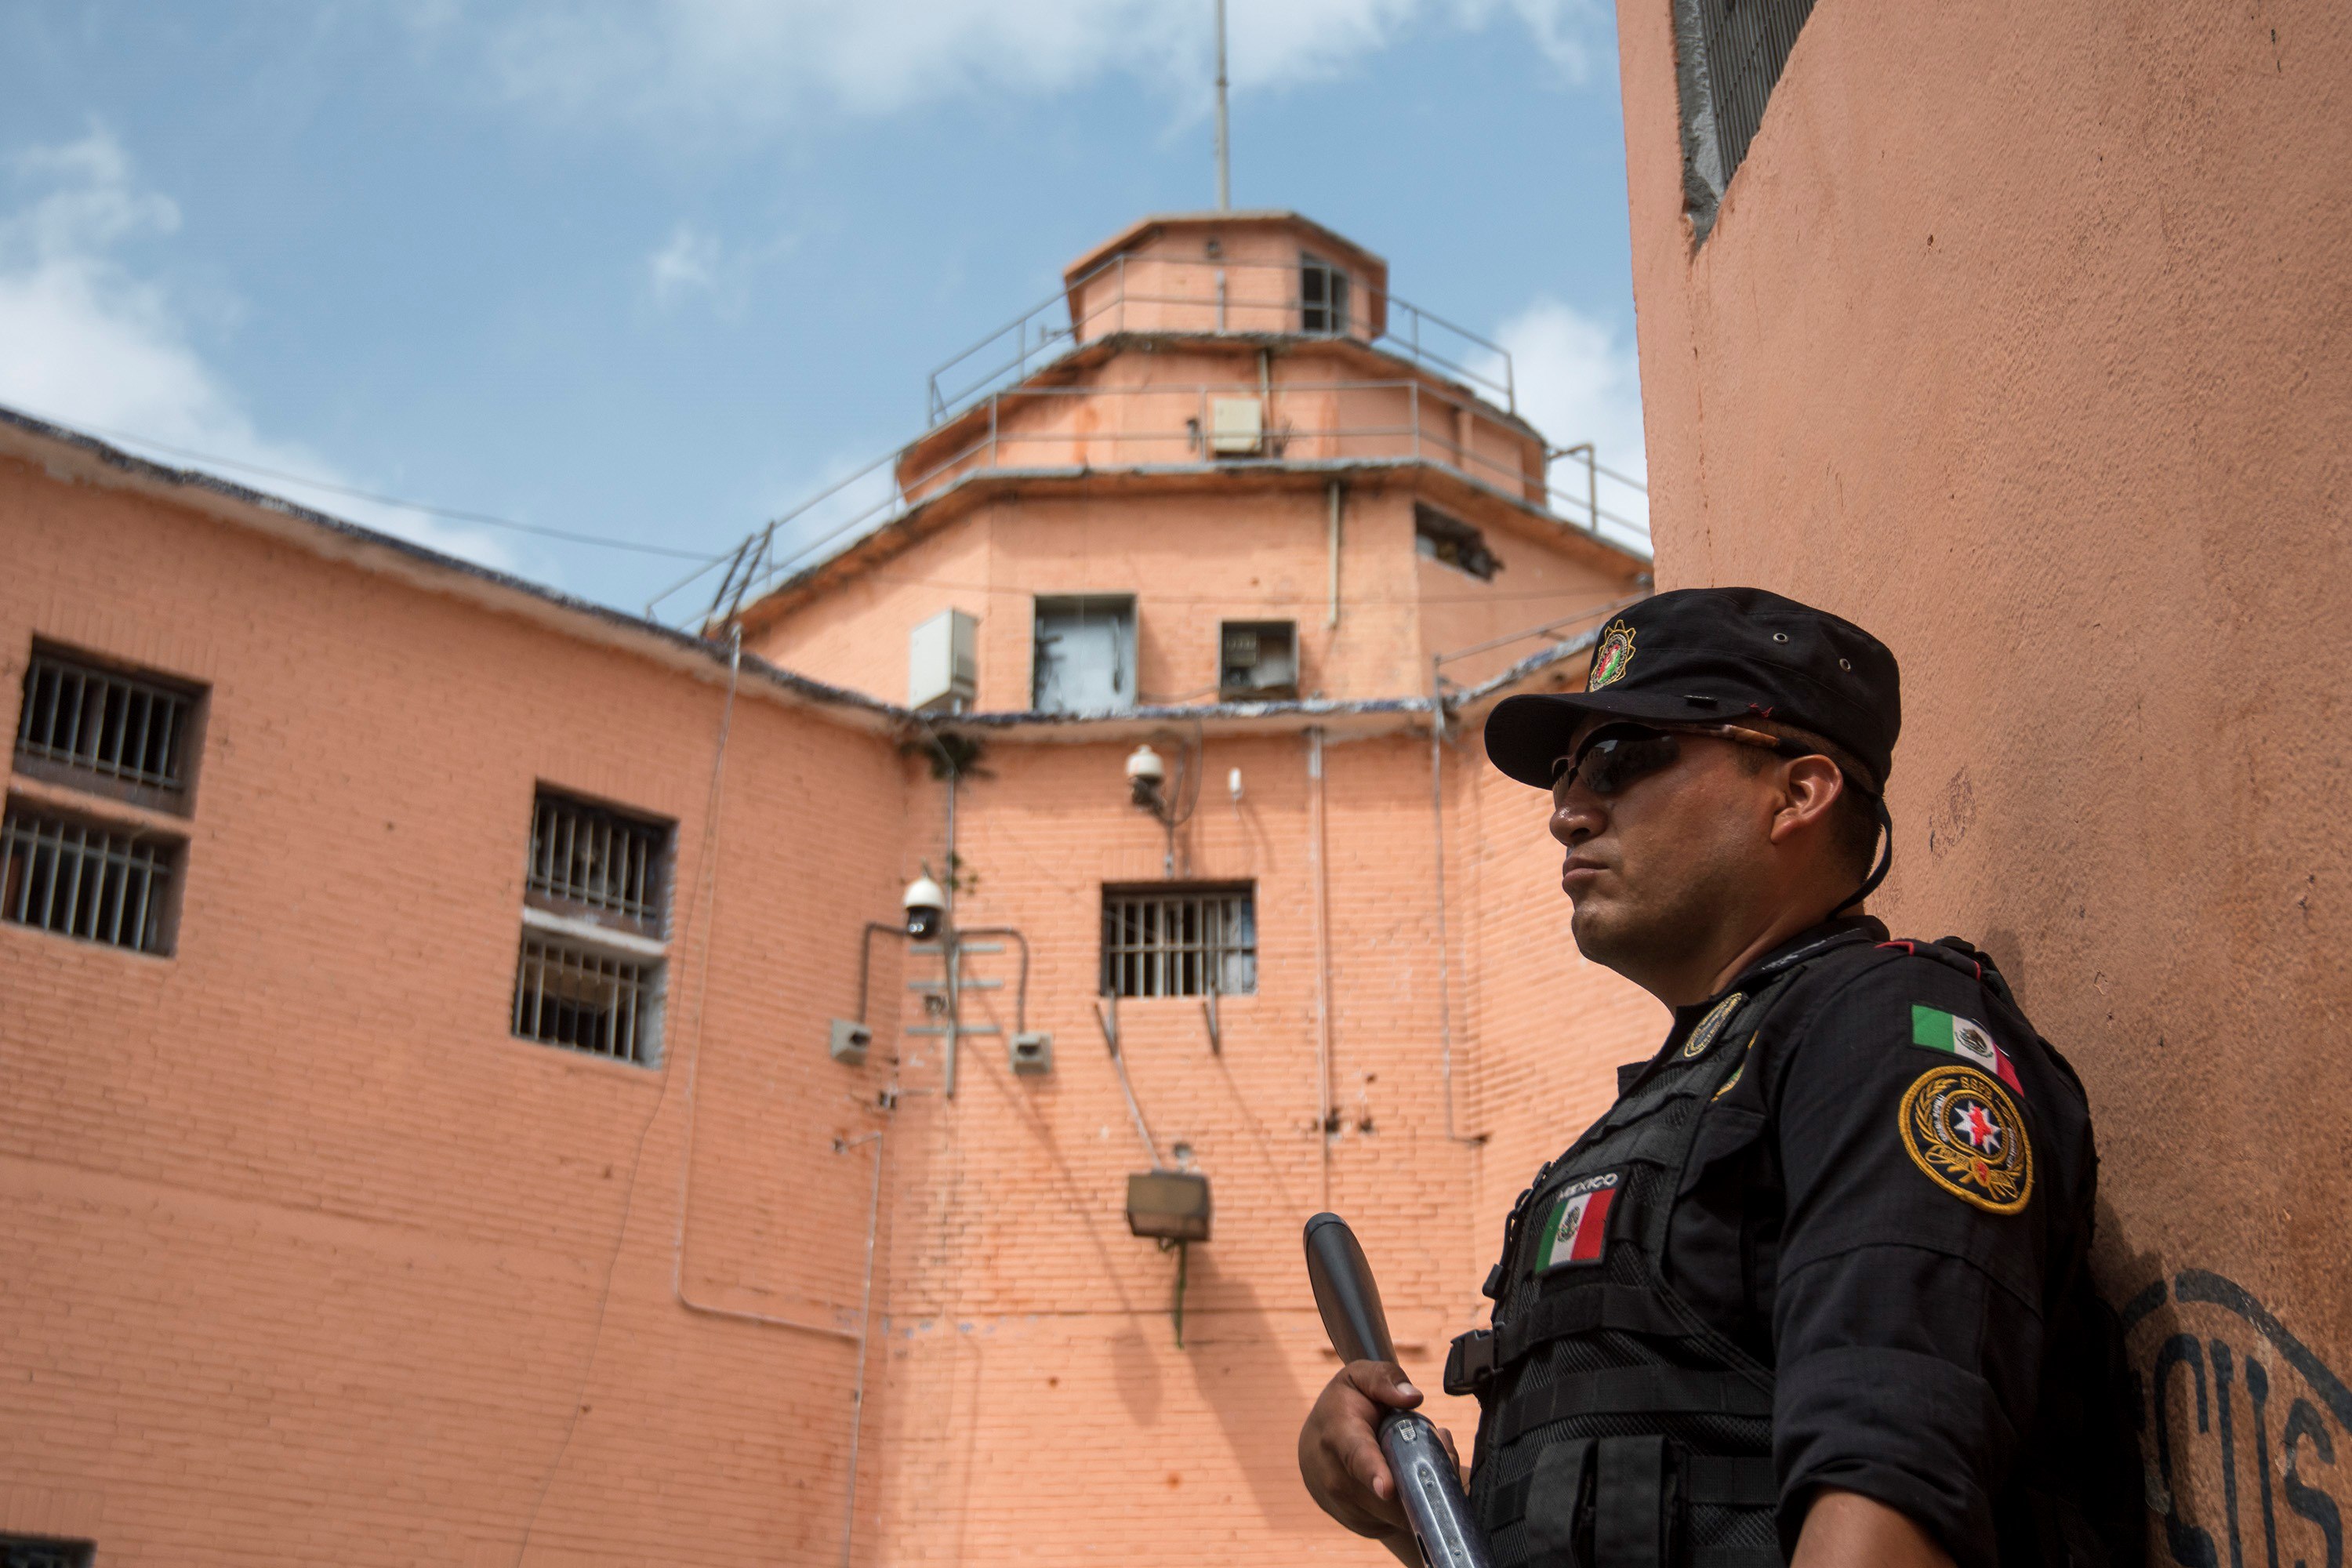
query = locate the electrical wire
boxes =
[16,406,730,561]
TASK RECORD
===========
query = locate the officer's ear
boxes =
[1766,754,1847,847]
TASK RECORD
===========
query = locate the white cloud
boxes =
[474,0,1606,132]
[0,126,512,567]
[1483,296,1649,544]
[648,223,723,307]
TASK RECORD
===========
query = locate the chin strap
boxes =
[1845,794,1894,912]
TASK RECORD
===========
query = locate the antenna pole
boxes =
[1214,0,1232,210]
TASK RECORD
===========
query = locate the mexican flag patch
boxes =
[1534,1172,1619,1272]
[1911,1005,2022,1092]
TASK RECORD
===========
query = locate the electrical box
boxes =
[1219,620,1299,700]
[908,608,978,713]
[828,1018,872,1067]
[1208,396,1264,456]
[1126,1169,1212,1243]
[1010,1032,1054,1075]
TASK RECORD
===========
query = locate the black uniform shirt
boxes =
[1635,917,2100,1568]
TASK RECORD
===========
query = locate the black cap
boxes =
[1485,586,1902,791]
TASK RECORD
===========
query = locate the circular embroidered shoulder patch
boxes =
[1682,992,1744,1058]
[1900,1065,2034,1214]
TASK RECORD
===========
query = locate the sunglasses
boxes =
[1549,721,1806,797]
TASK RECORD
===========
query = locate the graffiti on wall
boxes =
[2127,1272,2347,1568]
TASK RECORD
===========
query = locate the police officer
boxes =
[1298,588,2138,1568]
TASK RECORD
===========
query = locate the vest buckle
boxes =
[1443,1328,1495,1396]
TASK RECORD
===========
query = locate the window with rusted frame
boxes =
[524,790,669,934]
[510,932,662,1065]
[1102,884,1257,998]
[13,644,205,810]
[0,801,180,956]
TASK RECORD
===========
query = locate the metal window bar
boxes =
[15,651,196,791]
[1101,887,1257,999]
[0,806,176,954]
[1700,0,1816,183]
[525,793,667,928]
[510,932,661,1065]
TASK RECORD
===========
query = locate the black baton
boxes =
[1304,1212,1495,1568]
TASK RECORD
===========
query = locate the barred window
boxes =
[0,802,177,955]
[0,1536,96,1568]
[1673,0,1817,241]
[511,932,662,1065]
[15,645,203,803]
[526,791,668,932]
[513,788,671,1066]
[1102,884,1256,998]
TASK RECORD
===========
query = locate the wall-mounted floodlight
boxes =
[1126,1169,1212,1243]
[902,874,947,941]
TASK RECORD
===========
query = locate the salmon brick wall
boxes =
[1,434,1657,1565]
[0,450,909,1566]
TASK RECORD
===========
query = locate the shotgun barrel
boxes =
[1304,1213,1494,1568]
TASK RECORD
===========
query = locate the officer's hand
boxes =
[1298,1359,1458,1555]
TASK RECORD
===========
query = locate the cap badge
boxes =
[1588,620,1637,691]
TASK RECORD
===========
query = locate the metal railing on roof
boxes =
[924,252,1518,425]
[644,376,1649,629]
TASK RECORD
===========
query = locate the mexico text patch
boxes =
[1898,1065,2034,1214]
[1534,1172,1620,1271]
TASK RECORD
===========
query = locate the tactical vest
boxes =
[1444,934,1867,1568]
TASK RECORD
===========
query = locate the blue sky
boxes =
[0,1,1648,616]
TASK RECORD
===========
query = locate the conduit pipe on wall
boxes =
[1326,481,1343,630]
[1426,670,1484,1146]
[670,631,866,1341]
[1308,726,1334,1208]
[836,1129,887,1568]
[661,633,892,1566]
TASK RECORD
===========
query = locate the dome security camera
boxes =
[1126,743,1167,811]
[902,874,947,941]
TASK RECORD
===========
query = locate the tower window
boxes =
[1414,503,1502,582]
[1219,622,1298,700]
[1033,596,1137,713]
[1102,884,1257,998]
[1673,0,1818,241]
[1301,254,1350,335]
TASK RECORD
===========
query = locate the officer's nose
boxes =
[1550,786,1602,847]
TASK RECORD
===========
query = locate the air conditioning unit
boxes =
[909,608,978,712]
[1208,397,1264,456]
